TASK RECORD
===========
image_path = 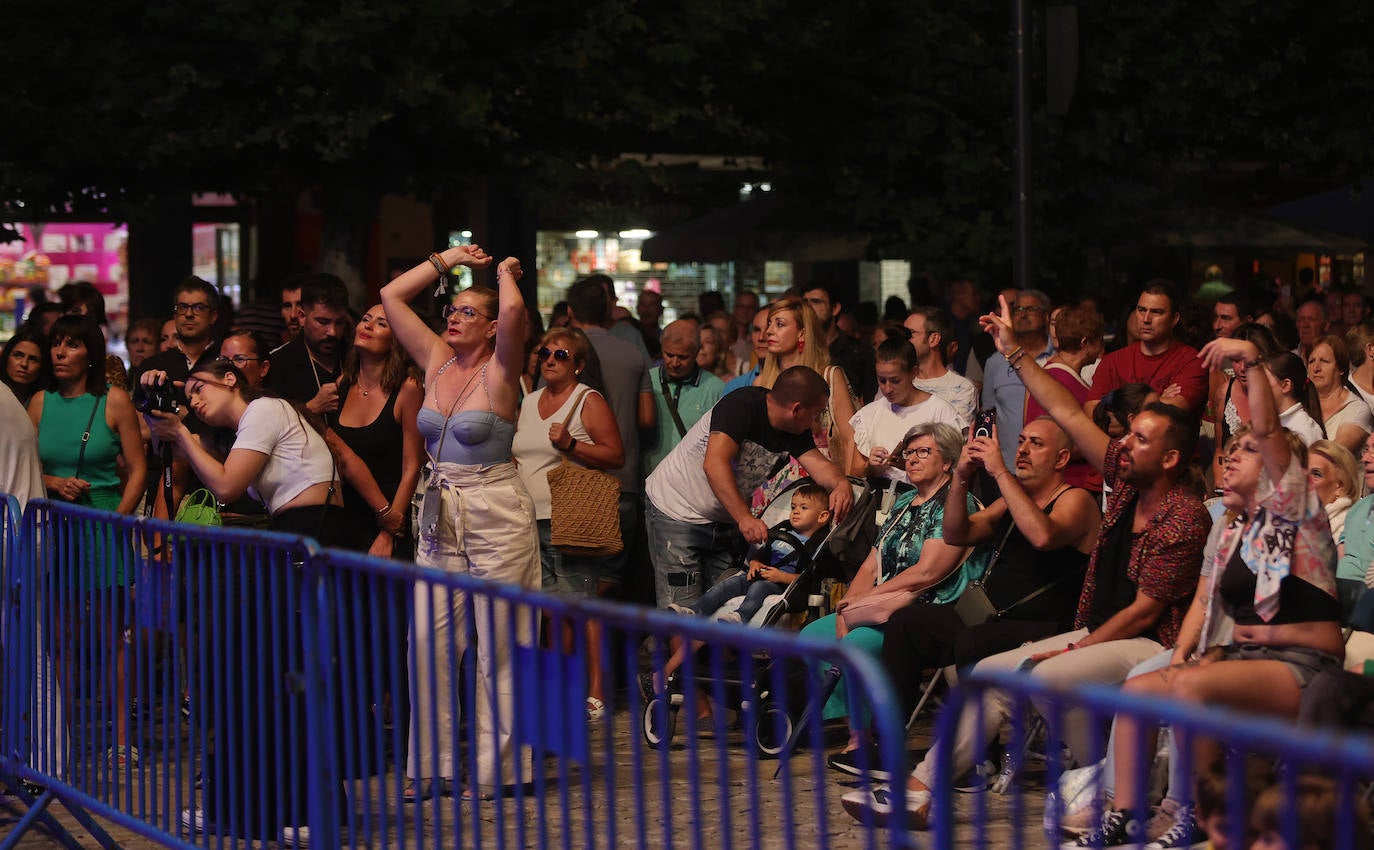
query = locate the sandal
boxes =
[585,696,606,722]
[401,777,452,804]
[106,745,140,769]
[460,787,494,803]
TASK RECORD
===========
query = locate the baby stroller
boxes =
[641,476,873,757]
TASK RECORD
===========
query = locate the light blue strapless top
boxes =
[417,407,516,466]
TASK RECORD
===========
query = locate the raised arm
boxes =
[379,244,495,371]
[488,257,529,393]
[1199,338,1289,482]
[981,296,1110,472]
[975,424,1101,552]
[943,433,1006,546]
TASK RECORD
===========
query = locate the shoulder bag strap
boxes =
[659,370,689,438]
[73,396,101,481]
[560,387,593,436]
[992,485,1086,617]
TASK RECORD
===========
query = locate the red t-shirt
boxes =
[1087,340,1208,419]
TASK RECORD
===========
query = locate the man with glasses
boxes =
[130,276,223,515]
[905,307,976,428]
[981,288,1055,467]
[265,273,351,421]
[803,284,877,403]
[1086,280,1209,421]
[644,319,723,476]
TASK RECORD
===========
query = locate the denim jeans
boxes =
[693,572,788,622]
[644,500,741,608]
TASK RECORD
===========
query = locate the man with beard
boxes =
[842,293,1206,830]
[266,274,351,423]
[1086,280,1209,421]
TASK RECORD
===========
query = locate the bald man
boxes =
[644,319,724,475]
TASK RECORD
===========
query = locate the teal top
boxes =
[643,366,725,475]
[1338,494,1374,584]
[878,484,992,605]
[38,391,121,506]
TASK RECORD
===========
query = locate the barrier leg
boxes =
[0,788,83,850]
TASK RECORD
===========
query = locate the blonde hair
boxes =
[756,300,830,389]
[1309,439,1365,501]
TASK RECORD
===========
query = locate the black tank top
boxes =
[333,387,405,524]
[1218,543,1340,626]
[984,488,1091,628]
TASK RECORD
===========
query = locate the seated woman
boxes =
[800,422,991,755]
[848,337,960,482]
[1074,334,1344,848]
[1306,439,1362,556]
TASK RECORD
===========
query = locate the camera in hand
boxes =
[973,407,996,439]
[132,381,179,415]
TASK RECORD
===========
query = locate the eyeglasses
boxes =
[173,302,212,316]
[901,446,935,460]
[538,347,573,362]
[1012,305,1043,315]
[217,355,261,366]
[442,304,492,321]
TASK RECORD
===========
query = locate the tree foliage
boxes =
[2,0,1373,287]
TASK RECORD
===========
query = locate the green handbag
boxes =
[174,489,223,527]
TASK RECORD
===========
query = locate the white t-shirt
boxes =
[1325,392,1374,441]
[0,383,44,507]
[233,397,335,515]
[645,387,815,525]
[512,385,597,519]
[913,370,976,429]
[1278,403,1324,446]
[849,393,961,481]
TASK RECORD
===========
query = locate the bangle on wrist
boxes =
[428,252,451,276]
[375,504,392,517]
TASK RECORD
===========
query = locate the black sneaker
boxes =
[1063,808,1147,849]
[826,746,891,782]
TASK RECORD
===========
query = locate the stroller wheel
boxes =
[752,703,794,759]
[643,697,678,749]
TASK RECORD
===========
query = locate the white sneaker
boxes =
[715,611,743,625]
[180,808,207,834]
[280,825,310,848]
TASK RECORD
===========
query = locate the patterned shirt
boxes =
[1202,455,1337,636]
[1073,439,1208,647]
[878,483,992,605]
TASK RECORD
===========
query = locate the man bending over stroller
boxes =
[671,483,831,624]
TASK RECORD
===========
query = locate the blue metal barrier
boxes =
[2,499,918,850]
[2,499,323,850]
[930,669,1374,850]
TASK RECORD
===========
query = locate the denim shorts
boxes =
[1218,643,1343,689]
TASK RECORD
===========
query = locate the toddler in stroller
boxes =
[641,481,836,752]
[668,482,832,625]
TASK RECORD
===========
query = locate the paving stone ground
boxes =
[2,700,1054,850]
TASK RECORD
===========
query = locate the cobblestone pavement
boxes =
[3,702,1054,850]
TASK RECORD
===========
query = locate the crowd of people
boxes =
[9,257,1374,847]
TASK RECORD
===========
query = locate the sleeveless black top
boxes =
[984,488,1091,628]
[334,387,405,531]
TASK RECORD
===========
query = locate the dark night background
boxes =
[3,0,1373,309]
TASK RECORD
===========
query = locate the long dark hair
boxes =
[337,313,421,399]
[1266,351,1326,437]
[0,325,52,404]
[48,314,107,396]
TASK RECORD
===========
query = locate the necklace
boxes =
[356,382,379,397]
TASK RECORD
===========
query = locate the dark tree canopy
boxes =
[3,0,1373,287]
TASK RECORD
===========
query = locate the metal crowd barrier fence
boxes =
[930,669,1374,850]
[2,498,916,850]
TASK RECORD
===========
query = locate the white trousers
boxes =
[406,462,539,790]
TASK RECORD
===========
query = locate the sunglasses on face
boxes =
[539,347,573,362]
[442,304,491,321]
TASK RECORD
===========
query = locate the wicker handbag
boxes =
[547,388,623,556]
